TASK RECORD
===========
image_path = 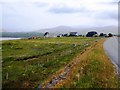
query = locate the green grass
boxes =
[59,39,118,88]
[2,37,100,88]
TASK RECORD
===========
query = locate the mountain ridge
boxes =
[36,25,118,35]
[1,25,118,35]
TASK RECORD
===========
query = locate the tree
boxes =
[44,32,49,38]
[108,33,113,37]
[99,33,104,37]
[86,31,98,37]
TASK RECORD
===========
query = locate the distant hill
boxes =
[36,26,75,34]
[0,29,7,32]
[83,26,118,34]
[36,26,118,35]
[1,26,118,37]
[1,32,43,38]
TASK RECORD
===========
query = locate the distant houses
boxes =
[27,30,113,39]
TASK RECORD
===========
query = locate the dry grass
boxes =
[43,39,118,88]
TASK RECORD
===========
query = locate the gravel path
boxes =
[38,61,75,88]
[103,37,119,74]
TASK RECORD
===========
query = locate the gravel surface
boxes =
[103,37,119,74]
[38,63,72,88]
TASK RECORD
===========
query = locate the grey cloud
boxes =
[96,11,117,20]
[33,2,49,7]
[48,5,88,14]
[100,1,119,5]
[108,12,118,20]
[2,3,17,13]
[102,2,117,5]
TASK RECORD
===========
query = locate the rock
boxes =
[72,44,77,47]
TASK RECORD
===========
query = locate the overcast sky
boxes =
[0,0,118,32]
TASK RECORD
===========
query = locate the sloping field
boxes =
[2,37,118,88]
[41,38,118,88]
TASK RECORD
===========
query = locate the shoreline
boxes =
[0,37,21,41]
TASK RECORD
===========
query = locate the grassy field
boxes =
[2,37,118,88]
[53,39,118,88]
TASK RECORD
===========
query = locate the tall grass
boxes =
[2,37,100,88]
[57,39,118,88]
